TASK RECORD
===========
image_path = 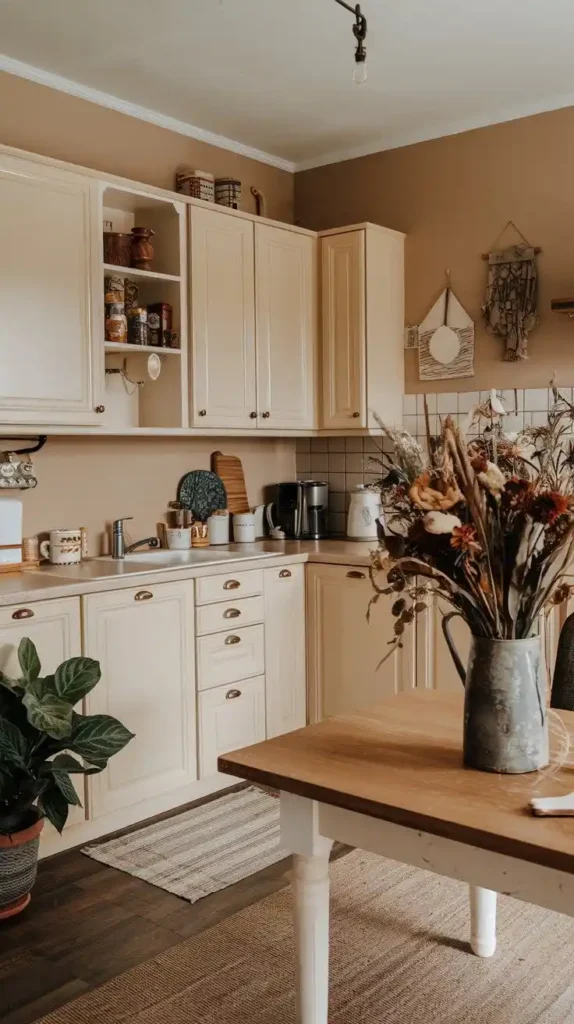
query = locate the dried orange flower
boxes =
[451,524,482,556]
[528,491,571,525]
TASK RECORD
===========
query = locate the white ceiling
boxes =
[1,0,574,171]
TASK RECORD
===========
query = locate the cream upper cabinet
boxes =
[0,152,101,425]
[306,563,415,722]
[321,224,405,431]
[83,581,197,817]
[189,206,256,428]
[264,564,307,737]
[255,225,317,429]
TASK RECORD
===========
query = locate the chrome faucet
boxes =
[112,517,160,560]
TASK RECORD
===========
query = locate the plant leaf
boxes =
[18,638,41,684]
[38,783,69,833]
[23,690,73,740]
[69,713,134,763]
[49,767,82,807]
[0,716,28,765]
[54,657,101,704]
[51,752,86,774]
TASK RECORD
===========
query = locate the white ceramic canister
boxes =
[40,528,82,565]
[208,512,230,545]
[233,512,256,543]
[166,527,191,550]
[346,486,381,541]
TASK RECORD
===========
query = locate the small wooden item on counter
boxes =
[250,186,267,217]
[156,521,167,549]
[127,307,148,346]
[103,232,132,267]
[22,536,39,564]
[191,522,209,548]
[211,452,250,514]
[130,227,155,271]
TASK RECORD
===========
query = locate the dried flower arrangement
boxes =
[370,387,574,663]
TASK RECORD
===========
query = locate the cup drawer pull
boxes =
[135,590,153,601]
[12,608,34,620]
[346,570,366,579]
[223,579,240,590]
[226,688,242,699]
[225,635,241,645]
[279,569,292,578]
[224,608,241,619]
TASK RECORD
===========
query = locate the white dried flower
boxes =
[490,389,506,416]
[423,511,462,535]
[477,461,505,494]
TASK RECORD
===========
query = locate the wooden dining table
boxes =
[218,689,574,1024]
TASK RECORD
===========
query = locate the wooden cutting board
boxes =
[211,452,250,514]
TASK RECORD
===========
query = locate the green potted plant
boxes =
[0,638,134,919]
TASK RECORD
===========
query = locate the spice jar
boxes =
[105,311,128,343]
[127,307,148,346]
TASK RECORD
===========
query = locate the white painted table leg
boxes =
[293,851,331,1024]
[469,885,497,957]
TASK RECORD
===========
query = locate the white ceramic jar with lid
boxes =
[346,485,381,541]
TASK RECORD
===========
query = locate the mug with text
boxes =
[40,528,82,565]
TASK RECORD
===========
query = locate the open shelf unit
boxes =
[101,184,188,431]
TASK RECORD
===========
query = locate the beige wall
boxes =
[0,71,293,222]
[16,437,294,555]
[0,71,295,543]
[295,106,574,393]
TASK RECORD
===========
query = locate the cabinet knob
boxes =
[226,688,242,699]
[249,411,257,419]
[12,608,34,620]
[134,590,153,601]
[224,608,241,619]
[352,411,360,418]
[225,634,241,645]
[261,411,270,419]
[279,569,292,578]
[95,405,105,414]
[199,409,207,417]
[346,570,366,579]
[223,579,240,590]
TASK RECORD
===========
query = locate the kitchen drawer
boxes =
[199,675,266,778]
[196,595,264,636]
[196,623,264,691]
[195,569,263,606]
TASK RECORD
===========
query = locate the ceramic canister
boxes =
[233,512,256,543]
[39,528,82,565]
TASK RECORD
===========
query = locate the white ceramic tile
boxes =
[345,472,364,492]
[556,386,573,404]
[403,394,417,415]
[501,389,521,413]
[415,415,427,436]
[403,414,417,435]
[437,392,457,414]
[524,388,548,412]
[310,453,328,473]
[328,453,345,472]
[345,436,364,453]
[522,411,533,427]
[296,437,310,453]
[364,436,383,453]
[328,436,346,453]
[503,413,524,434]
[422,392,437,413]
[328,472,345,492]
[479,390,492,404]
[382,436,394,453]
[457,391,480,413]
[329,492,346,513]
[345,453,364,473]
[311,437,329,453]
[364,471,382,487]
[296,455,310,475]
[530,411,548,427]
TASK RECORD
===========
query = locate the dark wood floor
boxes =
[1,786,345,1024]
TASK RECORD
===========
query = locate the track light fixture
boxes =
[333,0,368,84]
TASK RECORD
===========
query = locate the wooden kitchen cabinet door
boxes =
[0,596,84,828]
[416,592,470,694]
[189,206,256,428]
[264,564,306,737]
[255,224,317,429]
[0,151,101,424]
[306,563,415,722]
[321,230,366,429]
[83,581,196,817]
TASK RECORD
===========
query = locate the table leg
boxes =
[293,851,331,1024]
[469,885,497,957]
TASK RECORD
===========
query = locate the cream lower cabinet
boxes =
[0,596,85,828]
[264,564,306,737]
[0,151,101,425]
[306,563,415,721]
[83,581,197,817]
[416,595,470,694]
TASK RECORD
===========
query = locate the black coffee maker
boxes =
[273,481,328,539]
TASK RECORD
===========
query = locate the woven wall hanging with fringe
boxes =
[481,223,540,361]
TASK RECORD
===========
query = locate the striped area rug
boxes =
[82,786,282,902]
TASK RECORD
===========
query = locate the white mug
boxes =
[208,513,230,545]
[233,512,256,543]
[166,527,191,550]
[40,528,82,565]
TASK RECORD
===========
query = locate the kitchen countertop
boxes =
[0,539,379,607]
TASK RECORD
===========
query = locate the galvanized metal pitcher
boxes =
[442,613,549,774]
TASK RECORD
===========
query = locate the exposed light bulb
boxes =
[353,60,367,85]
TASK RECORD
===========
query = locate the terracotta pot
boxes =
[103,232,132,267]
[0,814,44,919]
[131,227,155,271]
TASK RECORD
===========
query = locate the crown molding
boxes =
[0,54,296,174]
[294,93,574,171]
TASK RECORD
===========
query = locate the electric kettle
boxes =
[346,485,381,541]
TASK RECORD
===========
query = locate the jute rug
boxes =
[39,849,574,1024]
[82,786,281,902]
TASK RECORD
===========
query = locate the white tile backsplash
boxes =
[437,392,458,414]
[524,388,548,412]
[457,391,479,413]
[403,394,417,415]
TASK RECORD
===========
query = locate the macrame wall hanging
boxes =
[481,221,541,362]
[418,271,475,381]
